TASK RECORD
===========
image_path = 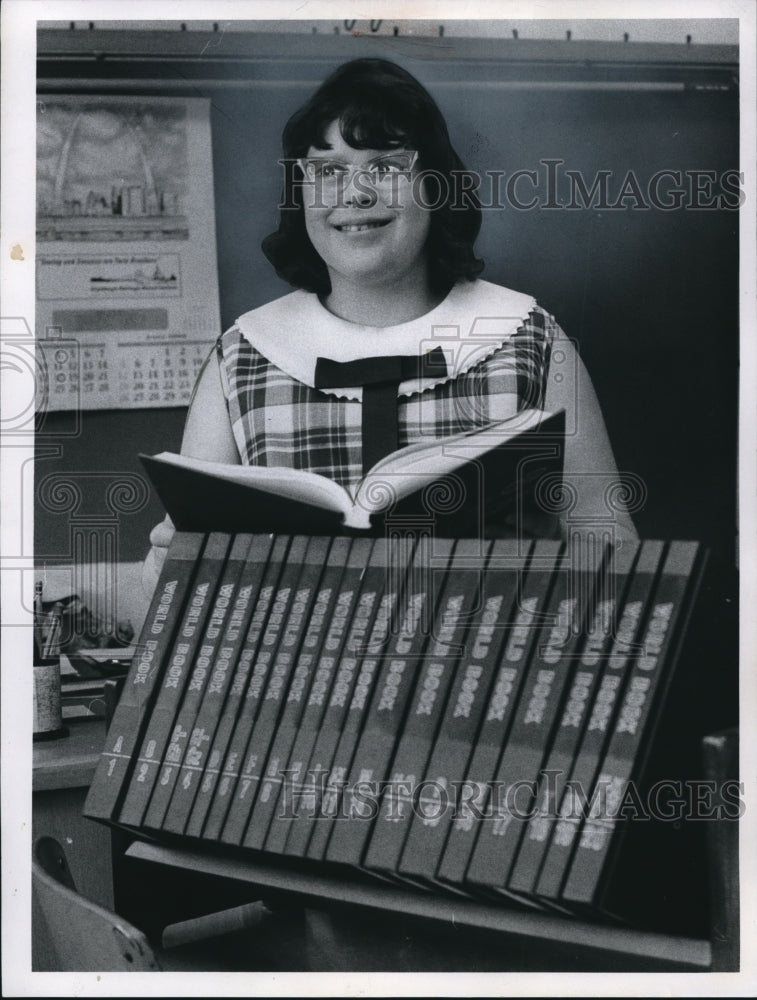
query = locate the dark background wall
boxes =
[35,29,739,566]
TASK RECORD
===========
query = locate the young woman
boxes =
[142,56,640,970]
[146,57,637,583]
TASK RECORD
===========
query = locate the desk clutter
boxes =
[33,584,135,721]
[84,530,725,937]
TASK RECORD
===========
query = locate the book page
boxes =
[355,409,557,509]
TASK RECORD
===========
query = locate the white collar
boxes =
[234,279,536,401]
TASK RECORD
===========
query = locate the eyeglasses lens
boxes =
[298,152,417,186]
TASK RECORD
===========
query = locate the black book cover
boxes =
[117,532,233,828]
[83,532,205,822]
[362,538,490,879]
[183,533,277,838]
[324,536,454,868]
[464,539,610,896]
[142,533,249,832]
[534,540,665,901]
[242,537,367,851]
[300,537,416,863]
[264,538,385,855]
[507,539,643,897]
[160,534,276,836]
[216,535,314,845]
[560,541,723,935]
[199,535,292,842]
[436,539,562,887]
[398,538,532,883]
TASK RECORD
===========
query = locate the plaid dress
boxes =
[217,290,558,495]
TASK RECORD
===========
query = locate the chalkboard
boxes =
[35,29,739,564]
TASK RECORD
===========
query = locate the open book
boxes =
[140,408,565,536]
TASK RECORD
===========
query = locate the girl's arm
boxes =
[543,328,639,543]
[179,348,240,463]
[143,350,241,591]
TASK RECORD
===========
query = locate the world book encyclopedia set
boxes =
[83,525,735,937]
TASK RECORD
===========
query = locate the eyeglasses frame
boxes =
[295,150,419,187]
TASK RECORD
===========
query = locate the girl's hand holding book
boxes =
[142,515,176,594]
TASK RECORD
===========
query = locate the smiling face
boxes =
[302,120,432,296]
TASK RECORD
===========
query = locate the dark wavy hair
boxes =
[261,58,484,297]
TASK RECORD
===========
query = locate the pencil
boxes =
[33,582,45,663]
[42,603,63,659]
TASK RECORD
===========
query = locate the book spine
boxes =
[83,532,205,822]
[436,539,562,886]
[199,534,292,842]
[507,540,643,896]
[296,538,414,862]
[325,536,455,869]
[363,538,490,877]
[465,540,610,893]
[182,534,277,839]
[263,538,384,855]
[241,536,360,851]
[116,532,232,828]
[560,541,703,909]
[218,536,338,846]
[534,540,665,901]
[398,538,531,882]
[159,534,276,836]
[140,533,248,831]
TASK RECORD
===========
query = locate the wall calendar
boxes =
[35,95,220,411]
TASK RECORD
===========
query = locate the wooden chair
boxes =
[32,834,273,972]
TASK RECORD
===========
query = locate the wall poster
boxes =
[35,95,220,410]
